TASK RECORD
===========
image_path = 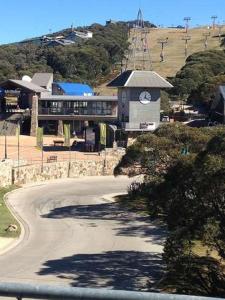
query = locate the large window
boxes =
[39,100,114,116]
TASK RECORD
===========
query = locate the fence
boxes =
[0,282,223,300]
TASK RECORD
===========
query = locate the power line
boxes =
[126,8,152,71]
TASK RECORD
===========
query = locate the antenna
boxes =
[125,8,152,71]
[136,8,145,28]
[184,17,191,33]
[157,38,168,62]
[211,15,218,30]
[203,32,210,50]
[182,35,191,57]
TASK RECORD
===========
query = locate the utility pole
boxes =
[157,38,168,62]
[218,25,223,42]
[211,15,218,30]
[203,32,210,50]
[3,121,8,160]
[127,8,152,71]
[184,17,191,33]
[182,35,191,57]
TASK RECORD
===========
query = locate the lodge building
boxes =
[0,71,172,139]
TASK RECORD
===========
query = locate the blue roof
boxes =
[55,82,93,96]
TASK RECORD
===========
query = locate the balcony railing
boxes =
[38,108,115,116]
[0,282,223,300]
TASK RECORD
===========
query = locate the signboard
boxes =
[64,124,71,147]
[100,123,107,146]
[36,127,43,149]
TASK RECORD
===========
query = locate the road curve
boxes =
[0,176,166,291]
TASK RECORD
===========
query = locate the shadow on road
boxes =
[41,202,167,245]
[37,251,164,290]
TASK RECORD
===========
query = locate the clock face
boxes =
[139,91,152,104]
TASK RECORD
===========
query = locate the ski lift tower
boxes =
[125,8,152,71]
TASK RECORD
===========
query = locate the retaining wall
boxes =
[0,149,125,187]
[0,160,13,187]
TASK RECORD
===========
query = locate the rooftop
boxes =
[107,70,173,88]
[32,73,53,89]
[0,79,47,93]
[54,82,94,96]
[40,95,118,101]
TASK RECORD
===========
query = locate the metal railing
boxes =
[0,282,223,300]
[38,108,115,116]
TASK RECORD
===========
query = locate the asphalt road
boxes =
[0,176,166,292]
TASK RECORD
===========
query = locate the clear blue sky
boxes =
[0,0,225,44]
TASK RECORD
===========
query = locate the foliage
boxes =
[116,123,225,296]
[161,91,171,114]
[0,23,129,85]
[170,50,225,107]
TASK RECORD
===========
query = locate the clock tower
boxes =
[108,70,173,131]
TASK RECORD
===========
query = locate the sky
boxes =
[0,0,225,44]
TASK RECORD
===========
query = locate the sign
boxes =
[36,127,43,149]
[100,123,107,146]
[64,124,71,147]
[16,124,20,138]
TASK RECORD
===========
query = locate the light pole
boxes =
[3,121,8,160]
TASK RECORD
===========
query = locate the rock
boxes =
[5,224,18,232]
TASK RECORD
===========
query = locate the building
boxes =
[0,73,118,137]
[108,70,173,131]
[38,95,118,135]
[0,71,172,142]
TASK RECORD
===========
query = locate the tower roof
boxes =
[107,70,173,88]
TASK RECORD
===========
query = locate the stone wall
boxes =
[0,160,13,187]
[0,149,126,187]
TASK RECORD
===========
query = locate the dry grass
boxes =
[192,240,224,263]
[147,26,224,78]
[97,26,225,95]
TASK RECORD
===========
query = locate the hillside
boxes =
[0,23,129,86]
[97,26,225,95]
[139,26,224,78]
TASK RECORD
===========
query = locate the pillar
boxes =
[30,95,38,136]
[58,120,64,136]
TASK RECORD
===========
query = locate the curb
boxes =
[102,192,128,203]
[0,188,29,256]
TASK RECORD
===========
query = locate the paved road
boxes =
[0,176,166,292]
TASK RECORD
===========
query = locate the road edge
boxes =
[0,188,29,256]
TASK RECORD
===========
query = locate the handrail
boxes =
[0,282,224,300]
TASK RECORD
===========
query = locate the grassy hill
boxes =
[147,26,224,78]
[98,26,225,95]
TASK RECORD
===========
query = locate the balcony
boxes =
[38,107,115,117]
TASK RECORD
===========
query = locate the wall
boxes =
[0,149,125,187]
[118,87,161,129]
[0,160,13,187]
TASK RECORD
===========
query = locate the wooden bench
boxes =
[47,156,58,163]
[53,140,64,147]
